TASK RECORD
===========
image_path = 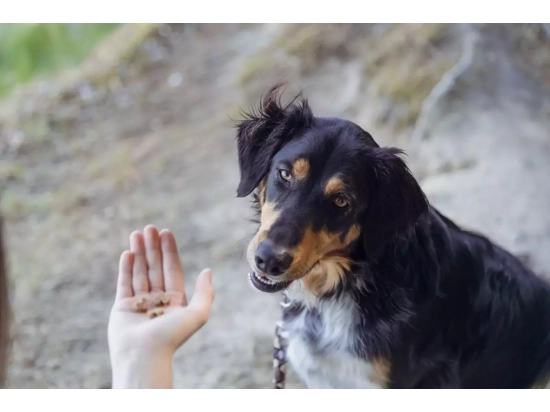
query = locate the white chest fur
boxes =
[283,292,384,389]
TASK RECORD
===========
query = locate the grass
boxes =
[238,55,269,86]
[84,140,141,190]
[236,23,458,131]
[274,25,326,56]
[275,24,351,63]
[362,24,458,129]
[237,24,353,86]
[0,187,92,221]
[0,23,119,97]
[0,192,54,221]
[0,161,25,182]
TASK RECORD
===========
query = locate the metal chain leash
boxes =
[273,290,291,389]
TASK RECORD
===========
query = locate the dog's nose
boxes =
[254,241,292,277]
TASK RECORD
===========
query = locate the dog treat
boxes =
[132,294,171,315]
[133,296,148,313]
[151,293,171,307]
[153,295,164,307]
[147,307,165,319]
[160,294,171,306]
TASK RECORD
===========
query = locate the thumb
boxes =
[163,269,215,351]
[187,268,215,325]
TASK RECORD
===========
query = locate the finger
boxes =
[130,231,149,293]
[116,251,134,300]
[144,225,164,292]
[165,269,215,349]
[160,229,185,297]
[187,269,215,326]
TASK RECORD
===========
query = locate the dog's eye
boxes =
[279,169,292,181]
[333,195,349,208]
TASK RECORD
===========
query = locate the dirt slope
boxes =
[1,23,549,388]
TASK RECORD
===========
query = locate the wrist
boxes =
[111,346,175,389]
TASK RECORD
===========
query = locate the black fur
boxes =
[360,147,429,261]
[236,83,313,198]
[235,84,550,389]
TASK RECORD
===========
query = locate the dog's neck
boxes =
[284,279,329,307]
[279,213,444,371]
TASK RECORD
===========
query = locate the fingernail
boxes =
[204,268,212,283]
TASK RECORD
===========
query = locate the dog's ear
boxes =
[235,84,312,197]
[362,147,429,259]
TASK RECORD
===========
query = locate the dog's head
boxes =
[236,84,429,296]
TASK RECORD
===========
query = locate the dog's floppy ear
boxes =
[363,147,429,259]
[235,84,312,197]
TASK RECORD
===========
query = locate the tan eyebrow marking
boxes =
[324,177,345,196]
[292,158,310,181]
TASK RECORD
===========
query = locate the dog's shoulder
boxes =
[398,207,550,388]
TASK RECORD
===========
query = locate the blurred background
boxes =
[1,23,550,388]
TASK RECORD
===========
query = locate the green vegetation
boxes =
[236,23,458,130]
[0,23,119,97]
[0,191,54,220]
[362,24,458,129]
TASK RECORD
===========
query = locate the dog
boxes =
[234,84,550,389]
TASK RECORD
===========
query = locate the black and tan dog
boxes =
[234,84,550,389]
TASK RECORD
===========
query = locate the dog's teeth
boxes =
[252,272,277,286]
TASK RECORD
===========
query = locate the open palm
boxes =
[108,225,214,357]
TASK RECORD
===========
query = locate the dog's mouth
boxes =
[247,271,293,294]
[247,260,322,294]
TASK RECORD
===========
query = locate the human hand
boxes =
[108,225,214,388]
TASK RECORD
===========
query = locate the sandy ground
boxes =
[2,24,549,388]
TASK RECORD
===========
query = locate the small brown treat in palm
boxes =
[147,307,165,319]
[133,296,148,312]
[153,294,163,307]
[160,294,171,306]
